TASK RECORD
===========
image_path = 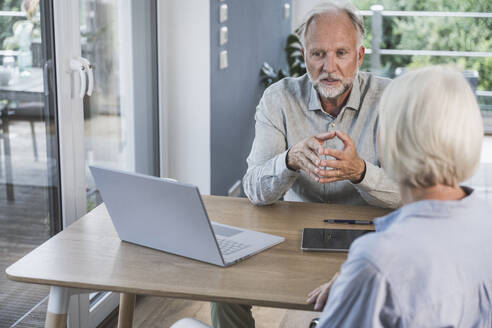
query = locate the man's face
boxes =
[303,11,364,100]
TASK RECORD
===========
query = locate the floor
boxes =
[2,116,492,328]
[0,119,52,328]
[0,114,124,328]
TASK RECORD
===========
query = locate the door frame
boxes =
[52,1,119,327]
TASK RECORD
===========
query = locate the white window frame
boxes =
[52,1,119,327]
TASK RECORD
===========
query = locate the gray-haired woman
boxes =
[308,66,492,327]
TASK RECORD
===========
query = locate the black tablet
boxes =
[301,228,371,252]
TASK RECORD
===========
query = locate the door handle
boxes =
[69,57,94,98]
[70,58,87,98]
[78,57,93,96]
[43,59,53,97]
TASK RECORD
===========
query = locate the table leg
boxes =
[117,293,136,328]
[45,286,70,328]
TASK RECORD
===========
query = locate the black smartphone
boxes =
[301,228,371,252]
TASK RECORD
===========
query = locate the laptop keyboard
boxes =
[216,238,250,256]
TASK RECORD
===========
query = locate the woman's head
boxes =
[378,66,483,188]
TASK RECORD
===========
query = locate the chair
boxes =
[310,317,319,327]
[0,101,44,201]
[0,103,14,200]
[5,101,44,161]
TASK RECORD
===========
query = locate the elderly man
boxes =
[242,0,400,208]
[211,1,400,327]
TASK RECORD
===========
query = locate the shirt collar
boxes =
[374,186,477,232]
[307,73,362,112]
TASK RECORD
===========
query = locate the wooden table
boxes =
[0,68,44,101]
[6,195,389,328]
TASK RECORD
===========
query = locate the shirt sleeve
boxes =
[316,257,402,328]
[242,93,299,205]
[352,160,401,209]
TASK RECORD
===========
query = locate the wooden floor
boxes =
[100,296,319,328]
[0,120,54,327]
[0,184,51,328]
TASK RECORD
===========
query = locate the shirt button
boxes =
[331,123,336,128]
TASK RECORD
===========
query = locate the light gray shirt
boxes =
[317,188,492,327]
[243,72,400,208]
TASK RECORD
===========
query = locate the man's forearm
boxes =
[243,151,298,205]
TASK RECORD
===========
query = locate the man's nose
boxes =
[322,54,336,73]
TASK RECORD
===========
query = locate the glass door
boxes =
[80,0,159,212]
[53,0,159,327]
[0,0,62,326]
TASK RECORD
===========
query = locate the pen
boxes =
[323,219,373,225]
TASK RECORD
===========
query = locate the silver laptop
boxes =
[90,166,284,267]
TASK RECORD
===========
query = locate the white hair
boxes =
[378,66,483,188]
[297,0,365,48]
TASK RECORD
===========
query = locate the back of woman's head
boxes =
[378,66,483,188]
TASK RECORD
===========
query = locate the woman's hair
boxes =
[378,66,483,188]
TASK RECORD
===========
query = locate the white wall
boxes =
[157,0,211,194]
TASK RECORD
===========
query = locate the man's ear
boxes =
[357,46,365,68]
[301,48,305,59]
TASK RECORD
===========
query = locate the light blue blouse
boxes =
[317,188,492,327]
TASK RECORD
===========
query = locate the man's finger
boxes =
[306,137,325,154]
[298,158,323,183]
[308,171,320,183]
[319,148,344,159]
[302,148,322,167]
[335,131,354,149]
[299,156,319,175]
[315,131,336,142]
[317,168,344,178]
[319,159,343,169]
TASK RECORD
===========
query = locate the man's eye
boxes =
[312,51,323,57]
[337,50,347,56]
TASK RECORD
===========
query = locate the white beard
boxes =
[308,68,358,100]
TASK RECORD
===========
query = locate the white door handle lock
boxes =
[70,57,94,98]
[78,57,93,96]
